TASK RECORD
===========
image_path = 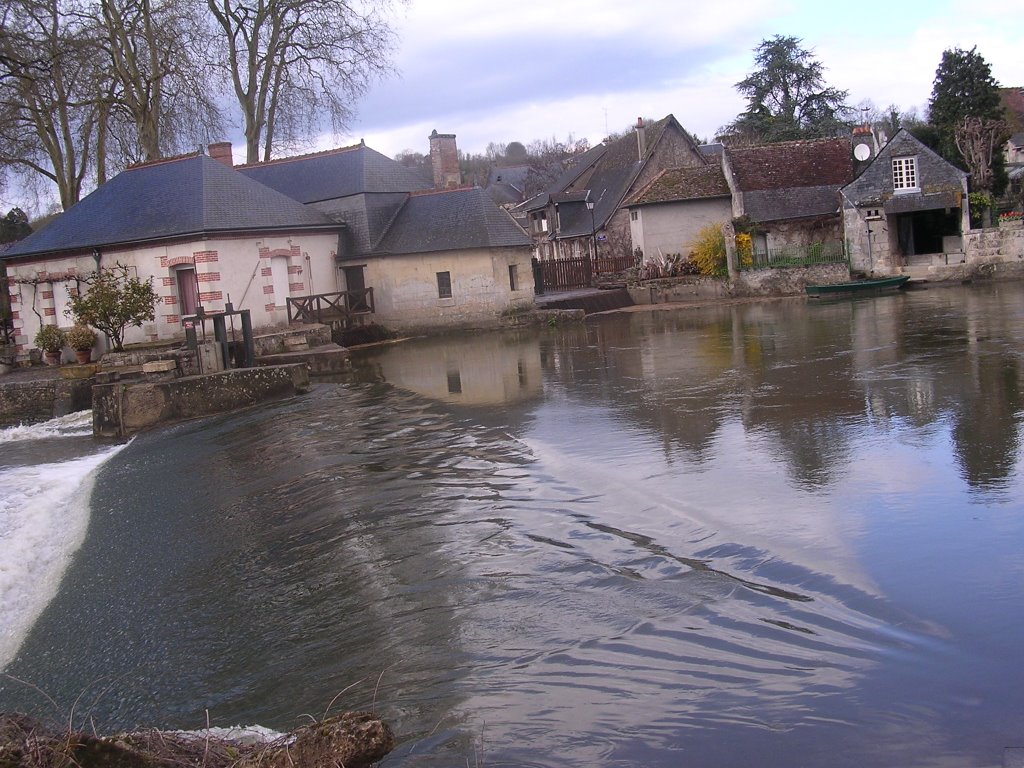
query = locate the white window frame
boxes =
[892,156,918,193]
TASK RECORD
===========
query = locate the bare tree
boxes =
[523,135,590,198]
[207,0,398,164]
[0,0,100,209]
[94,0,222,165]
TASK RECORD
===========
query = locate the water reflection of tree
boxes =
[890,285,1024,490]
[952,354,1023,489]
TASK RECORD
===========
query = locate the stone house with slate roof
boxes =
[237,142,533,332]
[722,137,853,257]
[623,165,732,260]
[841,129,969,274]
[517,116,705,261]
[2,137,534,356]
[622,138,852,264]
[1,152,344,357]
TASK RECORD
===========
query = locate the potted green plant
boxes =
[65,324,97,364]
[34,324,66,365]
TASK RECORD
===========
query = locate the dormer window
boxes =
[892,156,918,192]
[536,211,548,233]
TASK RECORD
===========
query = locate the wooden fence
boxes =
[536,253,638,292]
[537,256,592,291]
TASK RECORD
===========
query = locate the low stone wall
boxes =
[964,222,1024,263]
[93,363,310,438]
[731,263,851,296]
[253,323,332,355]
[0,377,94,428]
[629,277,730,305]
[630,263,850,304]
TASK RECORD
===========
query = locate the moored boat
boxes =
[805,275,910,297]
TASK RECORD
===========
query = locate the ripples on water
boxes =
[2,285,1024,767]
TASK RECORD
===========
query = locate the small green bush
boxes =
[65,324,97,351]
[34,324,65,352]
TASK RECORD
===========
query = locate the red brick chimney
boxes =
[208,142,234,167]
[428,130,461,188]
[636,117,647,160]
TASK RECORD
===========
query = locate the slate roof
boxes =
[538,115,705,238]
[625,165,730,207]
[727,138,852,191]
[842,129,967,207]
[238,143,432,204]
[2,154,340,261]
[370,187,531,256]
[698,143,724,160]
[743,185,841,222]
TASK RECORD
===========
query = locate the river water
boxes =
[2,283,1023,767]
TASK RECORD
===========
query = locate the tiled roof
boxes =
[625,165,730,207]
[238,143,432,203]
[727,138,853,191]
[2,154,339,260]
[1000,87,1024,133]
[371,187,530,256]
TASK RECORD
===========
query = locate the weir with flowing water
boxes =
[1,282,1023,767]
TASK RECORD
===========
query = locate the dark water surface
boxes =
[4,283,1024,766]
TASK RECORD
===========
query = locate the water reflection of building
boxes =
[353,330,543,406]
[549,288,1024,493]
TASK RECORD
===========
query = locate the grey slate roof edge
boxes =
[0,223,346,263]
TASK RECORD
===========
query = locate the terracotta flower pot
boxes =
[44,350,62,366]
[74,349,92,364]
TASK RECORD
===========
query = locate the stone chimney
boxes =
[635,117,647,160]
[208,142,234,167]
[429,130,461,188]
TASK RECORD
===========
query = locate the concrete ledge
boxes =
[257,343,351,375]
[93,363,310,437]
[142,359,178,374]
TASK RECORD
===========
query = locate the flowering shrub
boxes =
[998,211,1022,223]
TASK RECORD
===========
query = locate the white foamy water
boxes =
[0,414,128,670]
[0,410,93,443]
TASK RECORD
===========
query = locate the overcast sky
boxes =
[339,0,1023,159]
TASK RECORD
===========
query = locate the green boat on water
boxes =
[805,275,910,297]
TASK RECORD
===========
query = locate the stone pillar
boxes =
[723,221,738,281]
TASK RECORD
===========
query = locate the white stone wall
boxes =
[631,199,732,262]
[359,246,535,331]
[5,232,340,358]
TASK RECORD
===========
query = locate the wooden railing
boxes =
[287,289,375,324]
